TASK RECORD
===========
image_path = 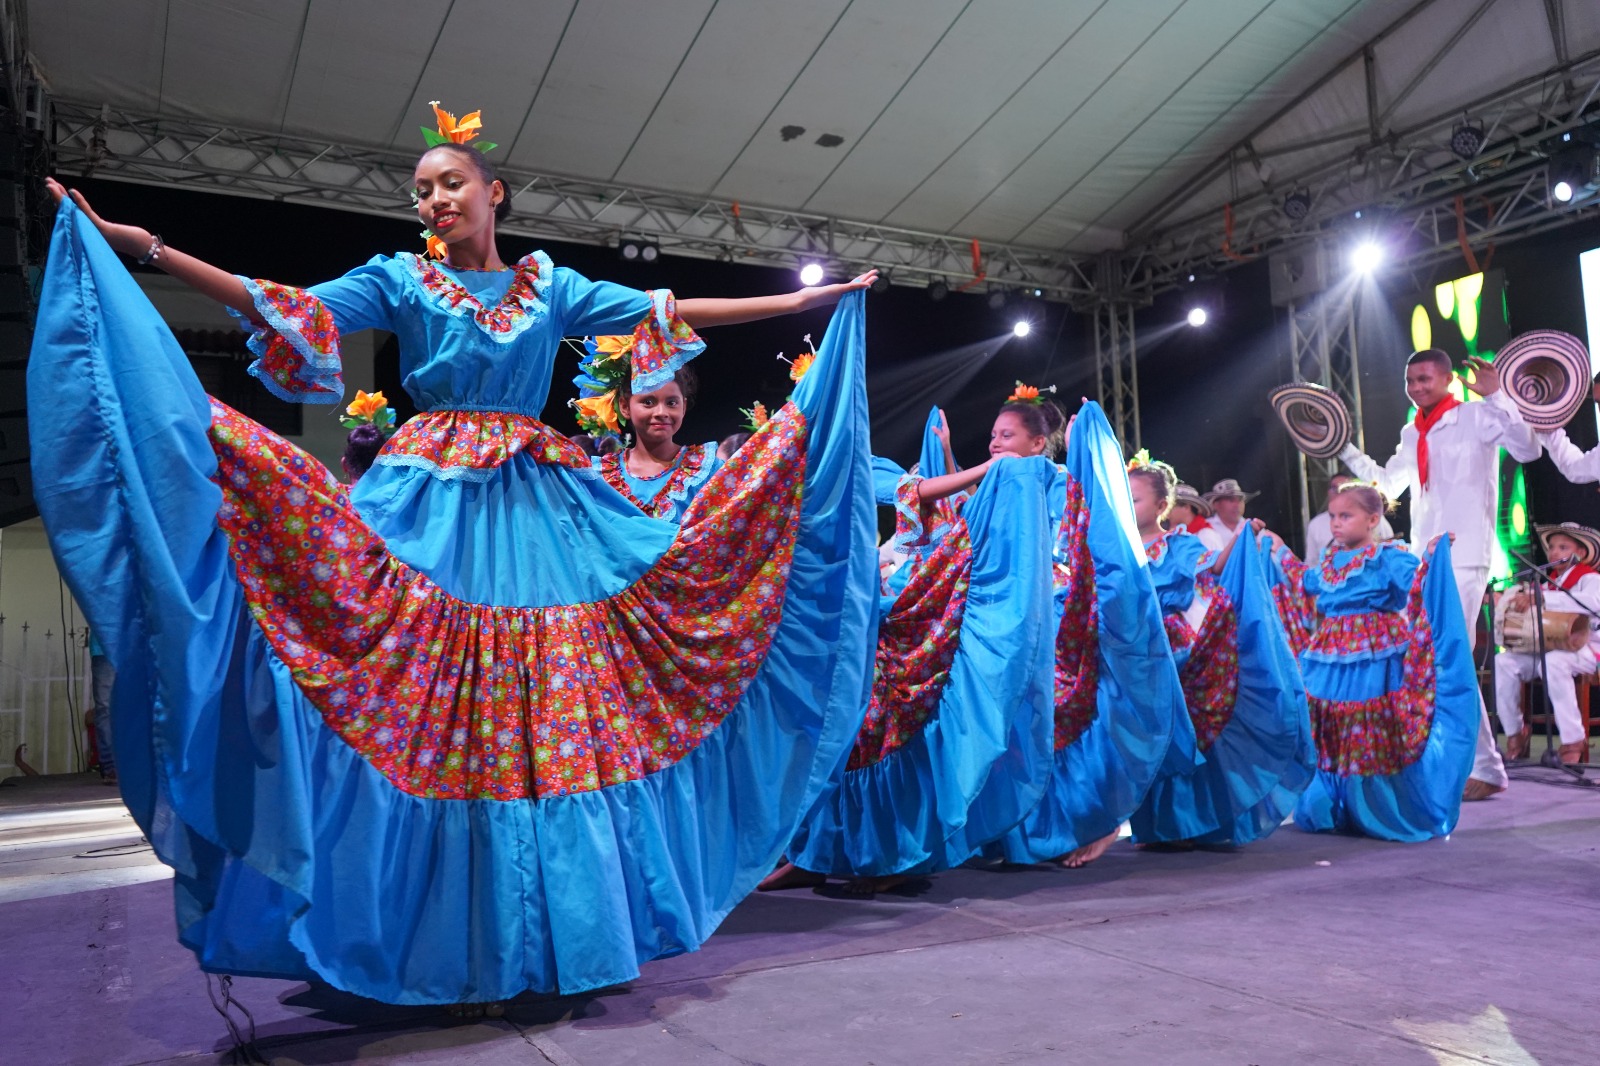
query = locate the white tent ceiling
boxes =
[23,0,1600,279]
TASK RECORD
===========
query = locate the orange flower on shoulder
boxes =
[574,391,621,434]
[346,390,388,421]
[424,233,448,260]
[788,351,815,384]
[430,101,482,144]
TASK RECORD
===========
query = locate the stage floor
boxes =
[2,766,1597,1066]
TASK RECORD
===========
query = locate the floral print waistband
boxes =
[376,409,595,483]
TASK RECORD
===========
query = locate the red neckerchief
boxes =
[1185,515,1209,536]
[1412,395,1461,490]
[1547,562,1598,592]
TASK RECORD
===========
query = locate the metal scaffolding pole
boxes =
[1093,300,1140,456]
[1285,283,1364,537]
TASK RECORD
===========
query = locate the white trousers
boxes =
[1453,564,1508,787]
[1493,648,1595,745]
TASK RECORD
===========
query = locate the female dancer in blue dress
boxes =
[905,388,1188,871]
[1122,459,1312,848]
[759,403,1060,896]
[571,336,722,524]
[31,102,882,1006]
[1264,483,1479,841]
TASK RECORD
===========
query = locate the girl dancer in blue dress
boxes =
[1265,483,1479,842]
[1123,459,1312,848]
[760,403,1061,897]
[31,101,882,1006]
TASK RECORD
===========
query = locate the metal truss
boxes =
[46,99,1098,304]
[1124,28,1600,300]
[1093,300,1140,457]
[1284,287,1365,535]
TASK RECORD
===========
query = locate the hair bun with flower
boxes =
[417,101,499,259]
[1006,381,1057,405]
[341,389,396,433]
[569,335,634,439]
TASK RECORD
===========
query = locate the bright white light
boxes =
[1554,180,1575,203]
[1186,307,1208,328]
[1012,320,1032,338]
[1350,241,1384,274]
[798,262,825,286]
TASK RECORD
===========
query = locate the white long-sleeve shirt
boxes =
[1537,427,1600,484]
[1304,510,1395,563]
[1338,390,1539,572]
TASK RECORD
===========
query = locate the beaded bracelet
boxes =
[137,234,164,265]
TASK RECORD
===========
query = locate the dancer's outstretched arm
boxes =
[47,179,256,318]
[676,271,877,328]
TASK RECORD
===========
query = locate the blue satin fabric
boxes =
[28,203,876,1002]
[1293,541,1478,842]
[787,455,1058,877]
[1130,528,1315,846]
[987,403,1189,863]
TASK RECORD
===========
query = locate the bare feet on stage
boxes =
[1056,830,1119,868]
[840,875,909,898]
[1461,778,1505,802]
[757,861,827,892]
[1504,726,1531,762]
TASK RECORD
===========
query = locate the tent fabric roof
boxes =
[26,0,1600,257]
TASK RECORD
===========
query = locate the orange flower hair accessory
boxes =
[417,101,500,257]
[1006,381,1057,404]
[740,401,770,432]
[777,334,819,384]
[572,392,621,437]
[341,389,397,432]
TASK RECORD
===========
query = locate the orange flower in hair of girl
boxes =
[590,335,634,364]
[1007,381,1056,404]
[346,390,388,421]
[573,391,622,436]
[429,101,482,144]
[740,401,770,432]
[788,351,815,383]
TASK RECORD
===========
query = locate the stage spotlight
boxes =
[1450,118,1485,160]
[618,236,659,263]
[870,272,890,294]
[1012,320,1032,338]
[987,288,1007,311]
[928,278,949,301]
[1282,188,1311,222]
[1186,307,1208,328]
[1350,240,1384,274]
[798,262,825,286]
[1554,180,1575,203]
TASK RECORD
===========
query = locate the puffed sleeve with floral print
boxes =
[550,267,705,395]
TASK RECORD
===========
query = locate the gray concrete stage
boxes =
[2,768,1597,1066]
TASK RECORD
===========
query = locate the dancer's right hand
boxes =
[45,178,154,259]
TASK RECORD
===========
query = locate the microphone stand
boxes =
[1508,548,1593,783]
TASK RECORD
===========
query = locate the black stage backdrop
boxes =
[60,179,1600,551]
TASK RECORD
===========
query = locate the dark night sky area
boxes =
[64,176,1600,545]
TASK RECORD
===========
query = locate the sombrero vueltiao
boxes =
[1536,522,1600,568]
[1203,478,1260,504]
[1496,330,1591,431]
[1172,482,1213,518]
[1268,382,1352,460]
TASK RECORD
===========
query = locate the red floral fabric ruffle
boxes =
[1180,588,1240,751]
[847,521,973,771]
[205,396,809,801]
[1053,475,1099,750]
[378,409,594,480]
[238,280,344,402]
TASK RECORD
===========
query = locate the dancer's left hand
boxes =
[1465,355,1501,396]
[799,270,879,309]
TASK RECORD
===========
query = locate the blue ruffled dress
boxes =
[1275,541,1478,842]
[987,404,1191,863]
[28,202,877,1002]
[787,407,1058,878]
[1130,528,1313,846]
[592,442,724,523]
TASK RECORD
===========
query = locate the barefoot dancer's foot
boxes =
[840,875,909,898]
[757,862,827,892]
[1461,778,1505,802]
[1058,830,1119,869]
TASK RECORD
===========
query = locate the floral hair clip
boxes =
[341,390,397,433]
[740,401,771,433]
[776,334,819,384]
[417,101,500,259]
[1127,448,1152,471]
[1006,381,1057,404]
[569,336,633,438]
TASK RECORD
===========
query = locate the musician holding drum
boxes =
[1493,523,1600,766]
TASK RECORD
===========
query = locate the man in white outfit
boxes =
[1492,523,1600,765]
[1305,473,1395,562]
[1338,348,1540,800]
[1203,479,1256,545]
[1534,378,1600,484]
